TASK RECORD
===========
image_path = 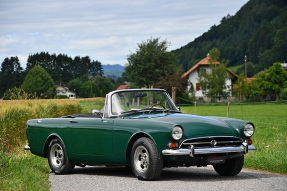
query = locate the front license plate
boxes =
[208,157,225,164]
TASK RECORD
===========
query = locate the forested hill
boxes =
[172,0,287,77]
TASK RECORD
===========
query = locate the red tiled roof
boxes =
[181,56,238,78]
[116,85,130,90]
[244,78,256,83]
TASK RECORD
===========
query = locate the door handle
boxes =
[70,120,78,123]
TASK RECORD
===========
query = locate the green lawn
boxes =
[1,102,285,190]
[228,64,243,73]
[180,103,287,174]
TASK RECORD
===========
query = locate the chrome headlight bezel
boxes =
[244,123,254,137]
[172,126,183,140]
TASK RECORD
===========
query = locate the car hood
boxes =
[128,113,241,137]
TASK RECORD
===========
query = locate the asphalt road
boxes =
[49,166,287,191]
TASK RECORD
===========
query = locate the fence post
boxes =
[194,101,196,115]
[227,102,230,117]
[172,87,176,104]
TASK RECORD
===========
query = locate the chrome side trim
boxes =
[24,145,30,150]
[162,145,256,156]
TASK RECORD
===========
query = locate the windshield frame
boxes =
[106,89,179,118]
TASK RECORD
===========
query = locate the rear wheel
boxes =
[213,155,244,176]
[131,137,163,180]
[47,138,75,174]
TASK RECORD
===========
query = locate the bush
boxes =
[178,92,195,105]
[3,87,37,100]
[55,95,69,99]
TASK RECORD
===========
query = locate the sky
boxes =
[0,0,249,68]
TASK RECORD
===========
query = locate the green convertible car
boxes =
[25,89,256,180]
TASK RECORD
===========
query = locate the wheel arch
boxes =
[43,134,65,158]
[126,132,155,166]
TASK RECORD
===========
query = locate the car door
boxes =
[68,117,114,156]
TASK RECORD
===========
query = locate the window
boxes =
[196,83,206,91]
[197,68,206,76]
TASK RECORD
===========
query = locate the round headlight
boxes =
[244,124,254,137]
[172,126,183,140]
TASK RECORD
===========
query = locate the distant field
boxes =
[228,64,243,73]
[180,103,287,174]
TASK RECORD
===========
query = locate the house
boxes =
[281,63,287,71]
[181,56,238,100]
[56,85,76,99]
[116,85,130,90]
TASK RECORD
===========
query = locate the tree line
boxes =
[0,52,114,99]
[172,0,287,76]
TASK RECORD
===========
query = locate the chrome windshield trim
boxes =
[106,89,178,118]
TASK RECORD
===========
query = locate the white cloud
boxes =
[0,0,249,68]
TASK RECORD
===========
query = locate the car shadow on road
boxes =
[72,166,134,178]
[69,166,281,182]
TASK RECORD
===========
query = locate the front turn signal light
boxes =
[168,142,177,150]
[247,139,252,145]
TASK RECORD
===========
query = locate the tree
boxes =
[79,81,100,98]
[198,48,231,102]
[26,52,104,84]
[126,37,176,88]
[0,56,23,97]
[67,78,82,96]
[155,73,187,95]
[21,66,56,98]
[254,62,287,100]
[92,76,114,97]
[233,73,248,102]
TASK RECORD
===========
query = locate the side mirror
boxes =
[92,109,100,115]
[177,106,181,111]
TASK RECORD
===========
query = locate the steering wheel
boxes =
[150,104,166,109]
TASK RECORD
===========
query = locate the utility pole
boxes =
[245,55,247,78]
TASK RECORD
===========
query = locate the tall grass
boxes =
[0,99,82,190]
[181,103,287,174]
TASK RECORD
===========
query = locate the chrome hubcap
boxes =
[50,143,64,168]
[134,146,149,173]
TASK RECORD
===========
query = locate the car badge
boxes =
[210,140,217,146]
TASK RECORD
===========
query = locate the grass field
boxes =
[0,100,286,190]
[228,64,243,73]
[0,98,105,190]
[180,103,287,174]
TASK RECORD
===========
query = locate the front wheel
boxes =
[213,155,244,176]
[47,138,75,174]
[131,137,163,180]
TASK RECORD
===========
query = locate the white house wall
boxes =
[187,66,232,99]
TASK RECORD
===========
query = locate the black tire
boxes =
[131,137,163,180]
[213,155,244,176]
[47,138,75,174]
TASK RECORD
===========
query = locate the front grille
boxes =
[180,136,243,149]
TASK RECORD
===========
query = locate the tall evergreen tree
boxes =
[0,56,23,97]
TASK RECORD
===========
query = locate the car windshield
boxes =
[111,90,179,116]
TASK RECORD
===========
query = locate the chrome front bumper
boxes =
[162,145,256,157]
[24,145,30,150]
